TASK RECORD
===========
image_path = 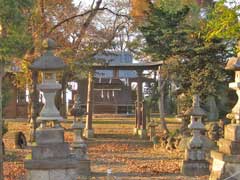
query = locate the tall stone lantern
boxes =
[209,50,240,180]
[181,94,209,176]
[25,39,88,180]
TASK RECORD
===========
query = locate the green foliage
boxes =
[0,0,34,59]
[140,4,190,60]
[206,0,240,41]
[2,77,11,110]
[139,0,232,114]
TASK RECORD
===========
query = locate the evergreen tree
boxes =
[139,0,230,123]
[0,1,34,179]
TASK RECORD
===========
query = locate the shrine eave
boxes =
[91,61,163,70]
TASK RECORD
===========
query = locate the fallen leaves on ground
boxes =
[3,120,209,180]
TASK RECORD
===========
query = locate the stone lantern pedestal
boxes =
[71,120,91,177]
[209,52,240,180]
[24,39,87,180]
[181,95,209,176]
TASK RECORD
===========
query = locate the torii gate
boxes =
[84,61,163,138]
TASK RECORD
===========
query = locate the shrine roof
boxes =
[92,61,163,70]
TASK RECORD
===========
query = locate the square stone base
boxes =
[181,160,209,176]
[27,169,78,180]
[25,158,91,180]
[31,143,69,160]
[36,128,64,144]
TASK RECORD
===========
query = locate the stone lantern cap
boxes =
[30,38,66,71]
[184,106,206,117]
[225,54,240,70]
[184,95,206,117]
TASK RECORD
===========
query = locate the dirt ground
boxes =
[3,118,209,180]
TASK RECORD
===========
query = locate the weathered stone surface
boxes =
[205,95,219,121]
[209,156,240,180]
[49,170,68,180]
[72,143,88,159]
[27,170,49,180]
[211,150,240,163]
[36,128,64,144]
[31,143,69,160]
[218,138,240,155]
[224,124,240,142]
[185,149,205,161]
[27,169,79,180]
[24,158,80,170]
[77,159,91,176]
[181,160,209,176]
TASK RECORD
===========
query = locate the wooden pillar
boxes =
[134,101,138,133]
[85,70,94,138]
[142,100,147,130]
[136,69,143,129]
[134,69,147,138]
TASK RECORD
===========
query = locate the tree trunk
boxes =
[29,70,39,143]
[60,74,67,118]
[0,62,5,180]
[158,66,169,134]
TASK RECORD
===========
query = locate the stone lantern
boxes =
[71,94,89,160]
[24,39,89,180]
[181,94,209,176]
[209,50,240,180]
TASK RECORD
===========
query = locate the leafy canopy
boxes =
[0,0,33,60]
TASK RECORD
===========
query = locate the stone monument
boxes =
[181,94,210,176]
[209,50,240,180]
[25,39,88,180]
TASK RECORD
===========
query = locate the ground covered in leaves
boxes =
[3,117,209,180]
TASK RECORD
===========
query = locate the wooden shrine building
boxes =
[81,52,163,138]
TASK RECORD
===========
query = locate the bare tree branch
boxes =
[74,0,103,49]
[47,7,130,36]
